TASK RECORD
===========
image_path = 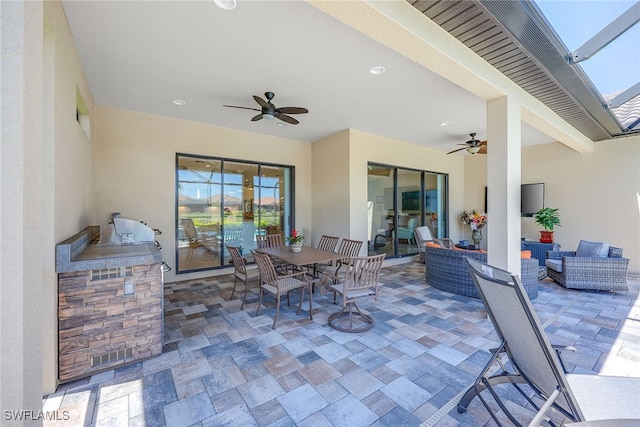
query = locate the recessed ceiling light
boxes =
[212,0,236,10]
[172,99,186,106]
[440,121,451,127]
[369,65,385,75]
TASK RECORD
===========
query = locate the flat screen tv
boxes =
[401,191,420,211]
[521,183,544,217]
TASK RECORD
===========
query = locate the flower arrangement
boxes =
[286,229,305,245]
[460,210,487,230]
[430,213,438,223]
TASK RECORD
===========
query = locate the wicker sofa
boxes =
[424,245,539,299]
[545,241,629,291]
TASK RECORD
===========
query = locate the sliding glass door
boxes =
[176,154,293,273]
[367,163,448,258]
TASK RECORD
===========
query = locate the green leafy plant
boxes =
[533,207,561,231]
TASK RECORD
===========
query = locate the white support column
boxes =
[1,0,45,415]
[486,96,522,275]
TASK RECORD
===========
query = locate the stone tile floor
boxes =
[43,262,640,426]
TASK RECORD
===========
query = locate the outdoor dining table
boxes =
[254,245,344,272]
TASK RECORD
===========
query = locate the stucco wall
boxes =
[93,106,312,283]
[463,136,640,274]
[522,138,640,273]
[345,129,466,250]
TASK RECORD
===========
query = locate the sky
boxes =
[534,0,640,97]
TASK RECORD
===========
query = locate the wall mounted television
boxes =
[521,183,545,217]
[484,183,545,216]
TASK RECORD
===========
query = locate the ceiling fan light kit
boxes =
[467,146,481,154]
[446,132,488,155]
[224,91,308,125]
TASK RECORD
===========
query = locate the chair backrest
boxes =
[414,226,433,251]
[406,217,418,231]
[223,226,242,245]
[252,251,279,285]
[465,257,583,420]
[336,238,363,260]
[181,218,198,240]
[256,234,282,249]
[317,235,339,253]
[341,254,386,299]
[226,244,246,275]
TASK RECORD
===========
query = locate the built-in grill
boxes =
[55,214,170,382]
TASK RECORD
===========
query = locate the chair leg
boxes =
[256,288,264,316]
[296,287,304,314]
[230,276,238,300]
[273,295,281,329]
[240,279,248,310]
[308,286,313,320]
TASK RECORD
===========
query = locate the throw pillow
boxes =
[576,240,610,258]
[426,242,442,248]
[521,250,531,259]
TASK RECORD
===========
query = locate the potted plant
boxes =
[533,207,560,243]
[286,229,305,252]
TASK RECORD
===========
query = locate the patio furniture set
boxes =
[226,235,385,332]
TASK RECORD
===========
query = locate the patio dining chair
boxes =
[326,253,385,333]
[226,244,260,309]
[460,257,640,426]
[310,235,340,276]
[255,234,288,272]
[181,218,218,259]
[252,251,313,329]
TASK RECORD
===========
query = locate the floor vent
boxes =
[90,348,133,367]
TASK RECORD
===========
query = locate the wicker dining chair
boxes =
[226,244,260,309]
[252,251,313,329]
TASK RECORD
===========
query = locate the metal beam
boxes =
[570,2,640,63]
[607,82,640,109]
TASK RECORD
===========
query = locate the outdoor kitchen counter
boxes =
[56,225,162,273]
[56,226,164,382]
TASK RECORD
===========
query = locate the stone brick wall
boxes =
[58,262,163,382]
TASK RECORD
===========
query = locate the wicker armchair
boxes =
[425,245,539,299]
[545,243,629,291]
[414,226,454,263]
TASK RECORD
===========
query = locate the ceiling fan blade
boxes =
[276,113,299,125]
[253,95,269,108]
[278,107,309,115]
[480,140,487,146]
[223,105,260,112]
[251,114,263,122]
[478,145,488,154]
[446,147,467,155]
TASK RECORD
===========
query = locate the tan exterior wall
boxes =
[463,136,640,273]
[521,137,640,273]
[93,106,312,283]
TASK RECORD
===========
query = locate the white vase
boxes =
[291,242,303,253]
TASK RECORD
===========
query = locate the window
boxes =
[367,163,448,258]
[176,154,293,273]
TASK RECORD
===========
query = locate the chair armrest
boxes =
[278,270,310,282]
[562,256,629,272]
[546,250,576,260]
[435,238,455,249]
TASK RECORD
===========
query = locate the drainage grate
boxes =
[90,348,133,367]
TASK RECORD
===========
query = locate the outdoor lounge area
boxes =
[43,261,640,426]
[3,0,640,421]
